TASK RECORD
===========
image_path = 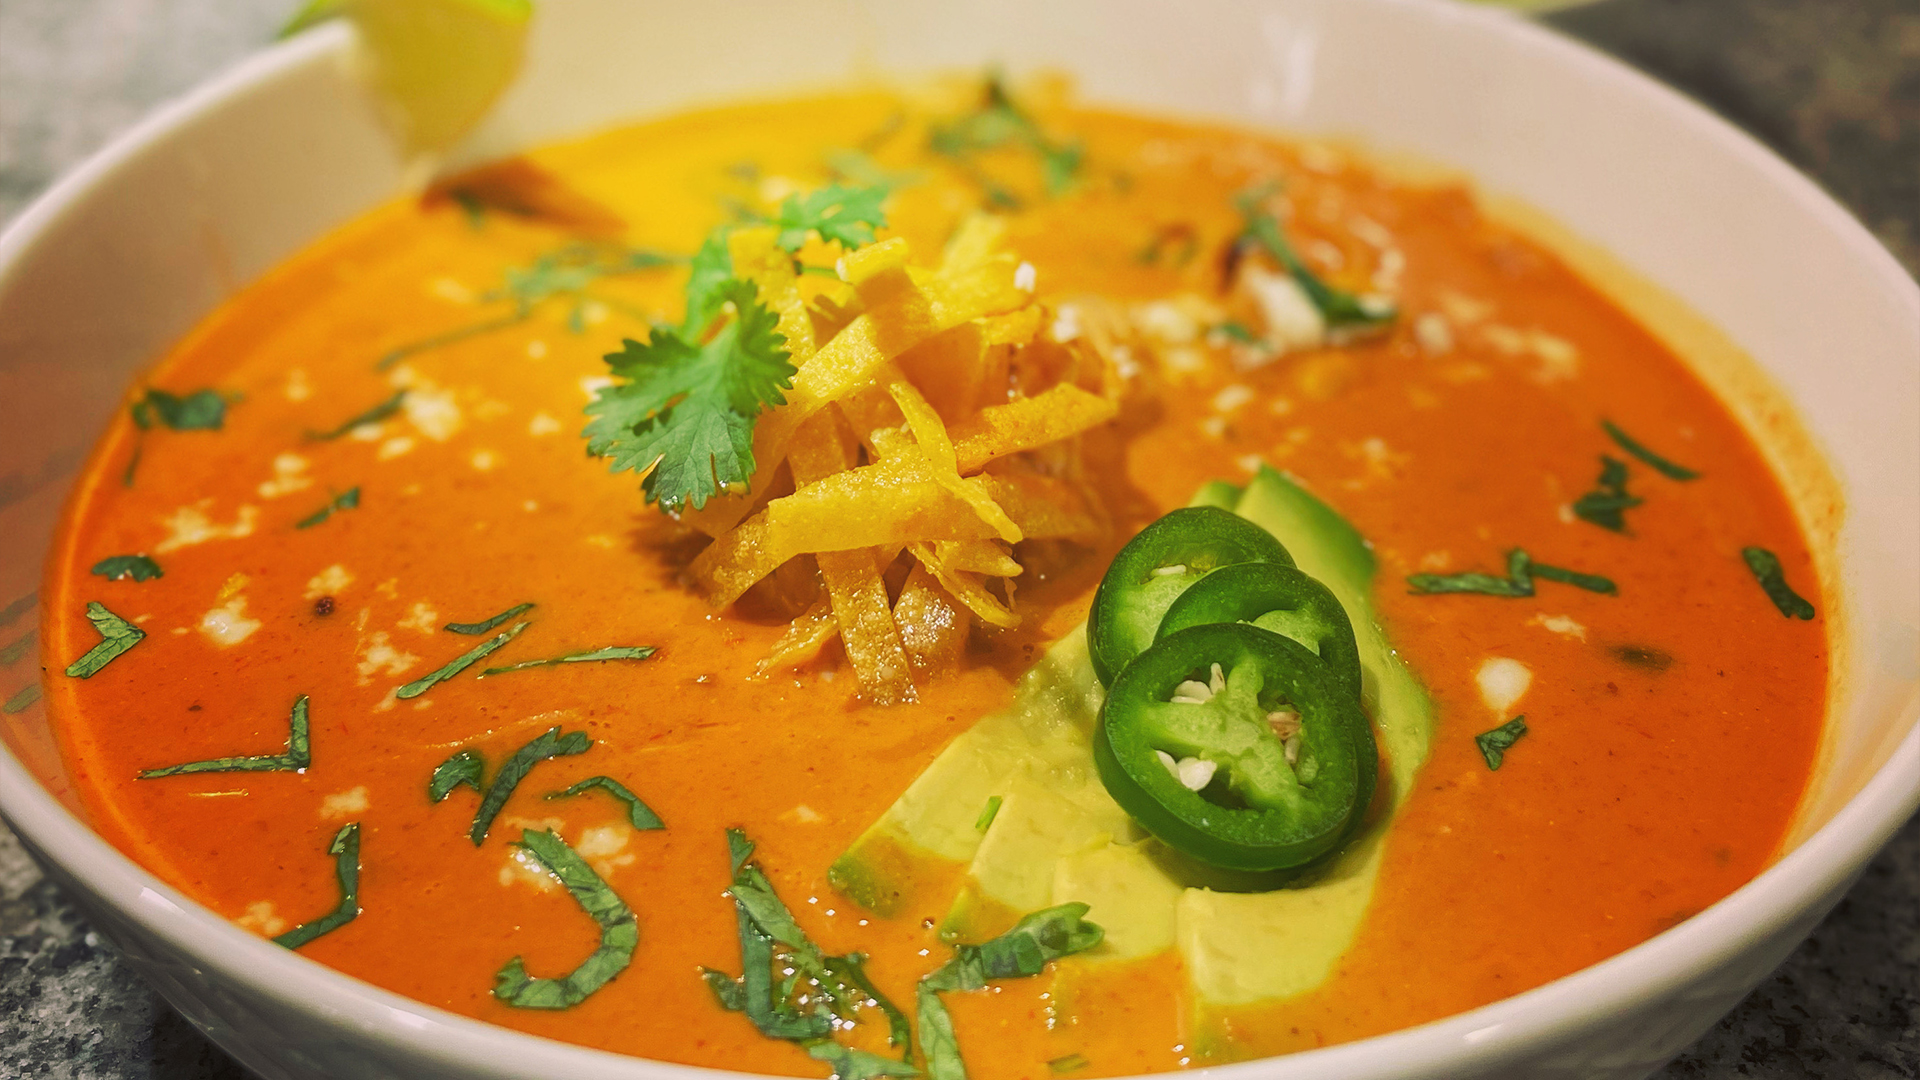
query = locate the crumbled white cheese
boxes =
[1476,657,1533,715]
[499,846,561,893]
[1051,304,1082,343]
[528,411,562,436]
[1240,264,1327,354]
[1437,289,1494,326]
[304,564,353,600]
[1530,614,1589,641]
[1212,384,1255,414]
[256,453,313,499]
[155,501,258,554]
[575,824,631,860]
[356,631,419,685]
[349,422,385,442]
[470,449,500,472]
[1413,313,1454,355]
[398,602,439,633]
[783,804,825,824]
[400,381,462,441]
[320,786,369,820]
[1199,415,1228,440]
[1013,261,1037,293]
[1237,454,1265,474]
[236,901,288,937]
[378,436,415,460]
[526,340,549,360]
[1136,300,1200,346]
[198,597,261,648]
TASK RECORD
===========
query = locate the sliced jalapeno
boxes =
[1086,506,1293,687]
[1155,562,1362,700]
[1093,622,1376,871]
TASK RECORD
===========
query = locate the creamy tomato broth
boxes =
[39,81,1826,1077]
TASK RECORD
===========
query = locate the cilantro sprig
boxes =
[1233,185,1395,328]
[492,828,639,1009]
[274,823,361,950]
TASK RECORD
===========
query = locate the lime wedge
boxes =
[282,0,533,158]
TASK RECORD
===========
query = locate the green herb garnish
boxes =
[467,727,592,844]
[1048,1054,1090,1074]
[1603,420,1700,481]
[916,904,1105,1080]
[1742,546,1815,620]
[545,776,664,831]
[1137,223,1199,268]
[1233,185,1395,328]
[308,390,407,440]
[395,620,529,700]
[1571,456,1642,532]
[90,555,163,583]
[824,149,921,194]
[1409,549,1616,597]
[1475,716,1529,770]
[63,602,145,678]
[428,748,486,803]
[0,630,33,665]
[973,795,1003,833]
[131,388,227,431]
[929,72,1083,206]
[1613,645,1674,671]
[584,279,796,512]
[273,822,361,949]
[704,829,914,1059]
[807,1043,922,1080]
[483,645,655,675]
[773,184,888,253]
[444,602,536,636]
[295,487,361,530]
[2,684,41,715]
[375,312,528,372]
[492,828,639,1008]
[139,695,311,778]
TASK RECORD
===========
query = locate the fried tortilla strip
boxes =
[909,542,1019,629]
[692,456,1001,605]
[729,226,817,357]
[928,539,1021,577]
[754,595,838,677]
[951,383,1119,474]
[887,375,1022,544]
[894,563,970,677]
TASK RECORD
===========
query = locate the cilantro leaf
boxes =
[544,775,665,831]
[395,619,529,700]
[1604,420,1700,481]
[774,184,887,252]
[682,229,737,336]
[429,749,486,803]
[483,644,656,674]
[929,73,1083,205]
[64,602,145,678]
[585,279,795,512]
[915,904,1104,1080]
[90,555,163,583]
[1742,546,1816,620]
[139,695,312,778]
[2,684,41,715]
[131,388,227,431]
[1571,455,1642,532]
[466,727,592,845]
[273,823,361,950]
[444,601,536,635]
[492,828,639,1008]
[308,390,406,440]
[1409,549,1616,598]
[1475,716,1528,770]
[295,487,361,529]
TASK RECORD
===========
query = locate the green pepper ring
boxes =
[1155,562,1363,701]
[1094,622,1378,872]
[1086,506,1294,687]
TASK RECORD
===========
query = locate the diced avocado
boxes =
[940,775,1133,941]
[1189,479,1245,510]
[1053,840,1184,960]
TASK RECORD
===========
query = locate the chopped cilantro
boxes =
[492,828,639,1008]
[929,72,1083,206]
[1233,185,1395,328]
[1049,1054,1090,1074]
[444,602,535,635]
[1613,645,1675,671]
[974,795,1003,833]
[916,904,1104,1080]
[705,829,914,1060]
[773,183,887,252]
[1475,716,1529,770]
[131,388,227,431]
[376,312,528,372]
[483,644,656,675]
[1571,456,1642,532]
[64,602,145,678]
[2,684,41,715]
[544,775,665,831]
[295,487,361,529]
[467,727,592,845]
[1742,546,1816,620]
[494,242,679,314]
[395,620,528,700]
[429,749,486,803]
[139,695,312,778]
[1137,222,1200,268]
[1409,550,1616,598]
[807,1042,922,1080]
[273,822,361,949]
[90,555,163,583]
[1604,420,1700,481]
[584,279,796,512]
[308,390,406,440]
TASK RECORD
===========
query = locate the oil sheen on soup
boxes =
[38,77,1827,1078]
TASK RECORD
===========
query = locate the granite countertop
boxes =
[1,1,1916,1076]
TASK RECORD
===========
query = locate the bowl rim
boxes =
[2,4,1917,1079]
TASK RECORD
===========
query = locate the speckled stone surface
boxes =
[1,1,1915,1077]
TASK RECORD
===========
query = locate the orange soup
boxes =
[37,80,1827,1078]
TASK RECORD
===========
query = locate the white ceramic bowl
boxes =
[2,2,1916,1078]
